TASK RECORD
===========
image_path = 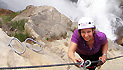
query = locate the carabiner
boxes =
[85,60,91,67]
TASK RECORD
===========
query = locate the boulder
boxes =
[13,5,73,40]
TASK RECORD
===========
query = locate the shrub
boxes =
[11,19,27,31]
[14,32,30,42]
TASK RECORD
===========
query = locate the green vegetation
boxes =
[46,38,49,41]
[14,32,30,42]
[11,19,30,42]
[11,19,26,31]
[0,10,30,42]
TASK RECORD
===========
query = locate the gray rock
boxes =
[15,5,73,40]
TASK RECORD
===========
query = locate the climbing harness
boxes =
[8,37,43,55]
[0,56,123,69]
[25,38,43,52]
[8,37,26,55]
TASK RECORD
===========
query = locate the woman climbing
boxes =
[68,17,108,70]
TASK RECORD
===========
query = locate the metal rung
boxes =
[8,37,26,55]
[25,38,43,52]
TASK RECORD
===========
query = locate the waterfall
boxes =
[0,0,123,40]
[77,0,123,40]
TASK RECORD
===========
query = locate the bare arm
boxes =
[102,41,108,54]
[99,41,108,63]
[68,41,80,63]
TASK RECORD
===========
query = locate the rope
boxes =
[90,55,123,64]
[0,56,123,69]
[0,63,80,69]
[107,56,123,60]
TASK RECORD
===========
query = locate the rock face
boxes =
[0,28,68,70]
[13,5,73,41]
[114,26,123,45]
[0,5,123,70]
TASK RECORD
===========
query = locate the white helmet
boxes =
[78,17,95,29]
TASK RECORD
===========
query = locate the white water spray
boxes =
[77,0,122,40]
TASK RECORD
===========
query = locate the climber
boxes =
[68,17,108,70]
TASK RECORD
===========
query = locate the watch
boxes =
[103,53,107,57]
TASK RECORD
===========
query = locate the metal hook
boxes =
[85,60,91,67]
[24,38,43,52]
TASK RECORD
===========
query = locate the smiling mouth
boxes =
[84,38,90,41]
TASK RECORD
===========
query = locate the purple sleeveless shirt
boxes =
[71,29,107,55]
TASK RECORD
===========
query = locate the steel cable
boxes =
[0,56,123,69]
[0,63,80,69]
